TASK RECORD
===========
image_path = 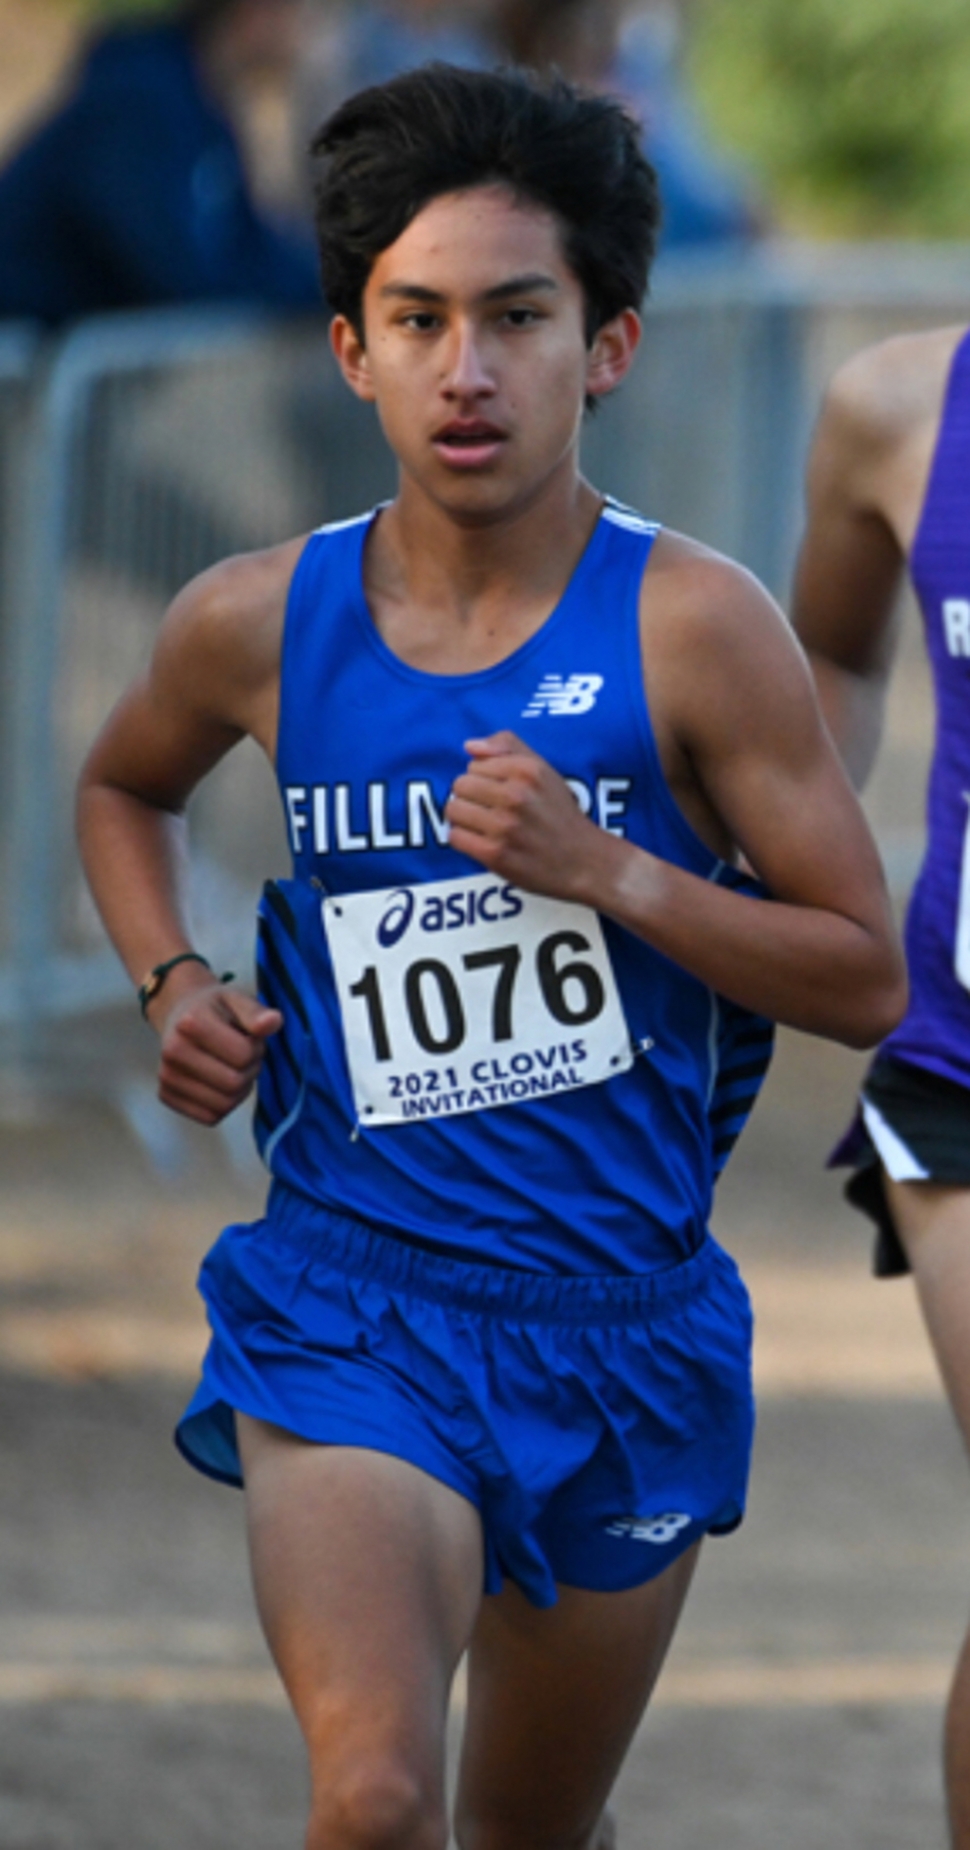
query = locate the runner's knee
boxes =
[307,1748,446,1850]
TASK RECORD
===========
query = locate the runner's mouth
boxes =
[432,423,508,464]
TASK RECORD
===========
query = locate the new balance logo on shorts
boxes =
[605,1513,693,1546]
[522,674,604,717]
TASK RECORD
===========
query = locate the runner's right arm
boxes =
[791,345,910,788]
[448,542,907,1049]
[793,330,967,787]
[77,542,299,1123]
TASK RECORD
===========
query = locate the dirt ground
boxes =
[0,1016,963,1850]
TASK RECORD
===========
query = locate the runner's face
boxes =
[331,186,638,521]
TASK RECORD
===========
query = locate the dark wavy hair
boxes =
[310,63,660,344]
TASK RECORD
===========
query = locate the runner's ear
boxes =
[330,316,376,402]
[585,308,641,402]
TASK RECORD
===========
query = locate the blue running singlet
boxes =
[177,500,766,1586]
[252,500,773,1276]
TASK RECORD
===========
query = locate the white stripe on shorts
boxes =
[861,1097,931,1183]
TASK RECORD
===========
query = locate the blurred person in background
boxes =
[0,0,323,327]
[793,326,970,1849]
[488,0,762,252]
[298,0,491,127]
[299,0,761,257]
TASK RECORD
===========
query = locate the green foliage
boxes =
[690,0,970,235]
[55,0,174,18]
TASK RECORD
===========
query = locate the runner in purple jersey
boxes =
[794,324,970,1849]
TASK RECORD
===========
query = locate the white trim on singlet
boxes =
[263,1079,308,1169]
[705,994,721,1110]
[601,501,661,537]
[312,511,375,537]
[314,503,659,541]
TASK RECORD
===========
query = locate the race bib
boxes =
[323,871,633,1127]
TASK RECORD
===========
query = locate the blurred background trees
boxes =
[690,0,970,235]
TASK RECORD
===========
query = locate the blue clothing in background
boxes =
[321,5,487,96]
[0,24,322,327]
[298,5,758,258]
[613,14,757,251]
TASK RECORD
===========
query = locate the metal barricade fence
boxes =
[4,308,395,1052]
[600,243,970,899]
[2,248,969,1132]
[603,240,970,596]
[0,323,42,1021]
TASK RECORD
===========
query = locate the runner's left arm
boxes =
[445,549,906,1049]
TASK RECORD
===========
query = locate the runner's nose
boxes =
[442,321,496,398]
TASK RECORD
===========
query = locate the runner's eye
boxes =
[401,312,440,333]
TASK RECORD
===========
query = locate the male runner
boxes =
[78,65,904,1850]
[793,325,970,1849]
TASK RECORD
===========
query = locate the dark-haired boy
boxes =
[79,64,904,1850]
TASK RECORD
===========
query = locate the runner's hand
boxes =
[149,977,282,1125]
[446,731,618,900]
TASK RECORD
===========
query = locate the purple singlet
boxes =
[880,329,970,1090]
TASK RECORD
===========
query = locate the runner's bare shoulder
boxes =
[642,528,799,680]
[152,533,309,742]
[819,326,966,481]
[639,529,812,767]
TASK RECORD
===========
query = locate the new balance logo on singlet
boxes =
[522,674,604,717]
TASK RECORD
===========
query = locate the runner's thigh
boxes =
[238,1415,484,1824]
[455,1545,699,1850]
[884,1178,970,1439]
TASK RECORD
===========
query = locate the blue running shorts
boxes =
[177,1187,754,1609]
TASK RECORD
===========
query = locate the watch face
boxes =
[138,953,210,1018]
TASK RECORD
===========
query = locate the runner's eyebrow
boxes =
[378,274,561,304]
[481,274,560,303]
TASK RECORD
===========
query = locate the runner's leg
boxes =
[237,1414,484,1850]
[454,1544,700,1850]
[884,1177,970,1850]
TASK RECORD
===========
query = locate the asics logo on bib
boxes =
[377,883,523,949]
[522,674,604,718]
[605,1513,693,1546]
[377,889,415,948]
